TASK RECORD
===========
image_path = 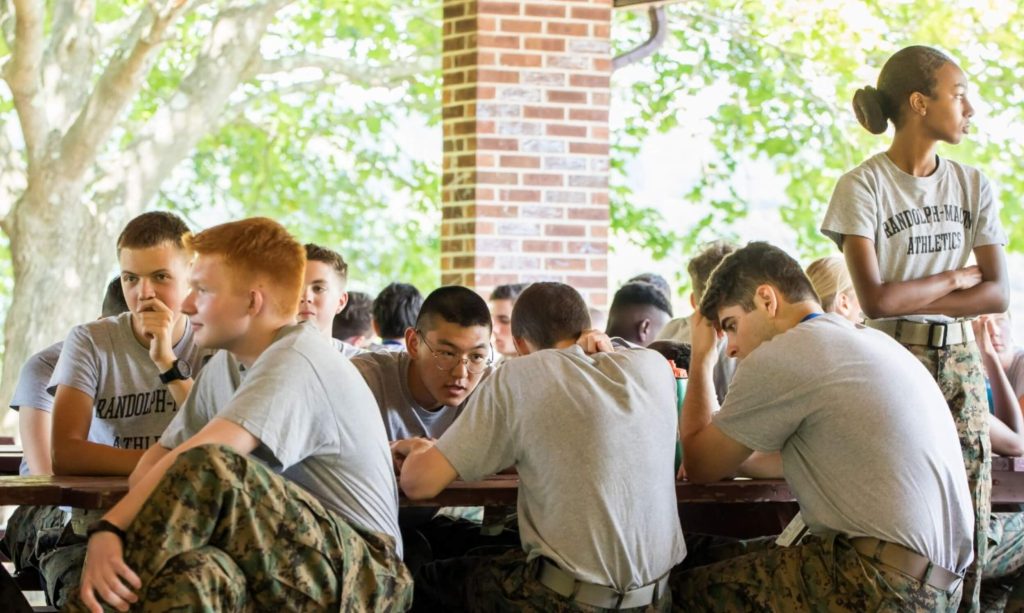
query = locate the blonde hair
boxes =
[187,218,306,317]
[805,256,854,313]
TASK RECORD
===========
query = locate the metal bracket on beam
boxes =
[612,6,668,72]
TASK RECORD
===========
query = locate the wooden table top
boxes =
[1,456,1022,511]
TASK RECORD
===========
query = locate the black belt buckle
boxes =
[928,323,948,349]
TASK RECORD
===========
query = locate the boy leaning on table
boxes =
[70,218,411,612]
[396,281,686,611]
[669,241,973,611]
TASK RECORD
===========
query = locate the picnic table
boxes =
[3,466,1023,510]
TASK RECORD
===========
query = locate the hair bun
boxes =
[852,86,888,135]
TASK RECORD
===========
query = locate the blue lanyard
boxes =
[800,312,823,323]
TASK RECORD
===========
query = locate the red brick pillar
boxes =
[441,0,611,307]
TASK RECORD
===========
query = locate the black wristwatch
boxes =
[86,519,127,542]
[159,359,192,384]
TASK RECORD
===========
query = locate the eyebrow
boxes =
[308,278,329,285]
[435,339,490,351]
[121,269,171,276]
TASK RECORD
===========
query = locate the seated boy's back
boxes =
[441,340,684,586]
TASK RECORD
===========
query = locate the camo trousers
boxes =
[670,534,961,612]
[907,342,990,613]
[64,444,413,612]
[1,503,84,607]
[981,512,1024,612]
[414,548,671,612]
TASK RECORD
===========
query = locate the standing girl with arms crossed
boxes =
[821,45,1009,611]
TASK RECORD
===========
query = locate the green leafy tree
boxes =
[611,0,1024,296]
[0,0,439,419]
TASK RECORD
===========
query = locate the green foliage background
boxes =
[611,0,1024,297]
[3,0,1023,310]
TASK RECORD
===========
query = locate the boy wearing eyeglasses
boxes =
[351,285,493,442]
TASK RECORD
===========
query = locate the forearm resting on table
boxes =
[52,438,144,476]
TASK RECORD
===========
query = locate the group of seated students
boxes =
[3,211,1024,612]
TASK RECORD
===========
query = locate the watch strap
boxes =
[86,519,127,542]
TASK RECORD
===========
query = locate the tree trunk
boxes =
[0,178,123,433]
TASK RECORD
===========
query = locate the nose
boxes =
[964,97,975,119]
[450,357,470,377]
[139,277,155,299]
[300,287,313,304]
[726,339,739,358]
[181,289,197,316]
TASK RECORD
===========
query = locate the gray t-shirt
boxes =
[331,337,365,359]
[436,345,686,589]
[48,312,209,450]
[11,341,62,412]
[822,153,1006,320]
[656,316,735,404]
[160,325,402,549]
[350,350,463,440]
[713,314,974,573]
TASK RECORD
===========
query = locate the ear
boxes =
[372,320,381,337]
[247,289,264,316]
[513,336,530,357]
[638,318,651,343]
[689,293,697,309]
[336,291,349,315]
[908,91,928,117]
[404,327,419,352]
[834,292,851,317]
[755,284,779,318]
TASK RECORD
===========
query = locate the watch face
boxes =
[177,359,192,379]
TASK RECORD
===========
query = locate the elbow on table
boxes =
[50,446,76,476]
[399,475,442,501]
[682,462,721,485]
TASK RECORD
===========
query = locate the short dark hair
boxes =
[647,340,691,372]
[853,45,954,134]
[373,282,424,339]
[700,242,819,322]
[627,273,671,300]
[512,282,590,349]
[489,282,529,302]
[688,241,737,299]
[416,286,491,332]
[116,211,191,254]
[102,276,129,318]
[609,282,673,318]
[304,243,348,283]
[333,291,372,341]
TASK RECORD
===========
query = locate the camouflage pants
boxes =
[64,444,413,612]
[670,534,961,612]
[0,504,85,608]
[414,548,671,612]
[907,342,990,613]
[980,512,1024,612]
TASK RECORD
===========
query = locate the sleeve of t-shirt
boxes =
[974,175,1008,248]
[215,349,331,470]
[434,374,516,482]
[820,170,879,250]
[10,348,58,411]
[711,347,812,452]
[47,325,100,399]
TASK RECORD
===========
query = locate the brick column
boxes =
[441,0,611,307]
